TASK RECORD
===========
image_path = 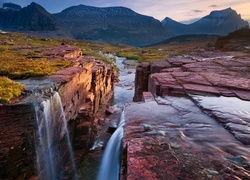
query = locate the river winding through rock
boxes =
[77,55,136,179]
[78,52,250,179]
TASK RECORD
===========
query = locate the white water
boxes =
[97,111,125,180]
[35,92,76,179]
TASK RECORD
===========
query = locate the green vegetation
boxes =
[0,77,24,103]
[0,31,218,103]
[0,55,72,79]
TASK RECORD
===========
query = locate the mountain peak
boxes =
[26,2,47,12]
[161,8,249,36]
[208,7,236,18]
[0,2,60,31]
[54,5,171,46]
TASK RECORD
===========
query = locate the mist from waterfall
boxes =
[34,92,76,179]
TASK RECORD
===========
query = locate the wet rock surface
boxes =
[126,50,250,179]
[123,96,250,179]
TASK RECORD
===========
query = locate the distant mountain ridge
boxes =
[0,3,249,47]
[162,8,249,36]
[53,4,171,46]
[0,2,60,31]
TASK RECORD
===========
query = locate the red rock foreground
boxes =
[122,51,250,179]
[0,46,115,180]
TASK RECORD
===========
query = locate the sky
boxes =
[0,0,249,24]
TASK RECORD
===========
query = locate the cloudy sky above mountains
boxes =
[0,0,249,23]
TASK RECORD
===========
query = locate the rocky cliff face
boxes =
[54,5,171,46]
[0,104,36,179]
[0,46,115,179]
[162,8,249,36]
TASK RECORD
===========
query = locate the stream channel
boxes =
[77,55,137,180]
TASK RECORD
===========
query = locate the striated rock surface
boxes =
[127,49,250,179]
[123,94,250,179]
[134,50,250,102]
[0,46,115,179]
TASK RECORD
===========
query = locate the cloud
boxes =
[209,5,217,8]
[193,10,203,13]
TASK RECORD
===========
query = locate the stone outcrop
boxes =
[42,45,82,59]
[127,50,250,179]
[0,46,115,179]
[134,51,250,102]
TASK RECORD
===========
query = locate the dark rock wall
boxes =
[0,104,36,179]
[133,62,150,102]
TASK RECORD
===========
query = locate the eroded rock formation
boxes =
[0,46,115,179]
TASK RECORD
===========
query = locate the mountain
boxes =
[161,17,192,35]
[146,34,220,47]
[215,28,250,51]
[54,5,172,46]
[162,8,249,36]
[0,2,60,31]
[2,3,21,11]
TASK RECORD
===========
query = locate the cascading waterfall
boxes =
[34,92,76,179]
[97,111,125,180]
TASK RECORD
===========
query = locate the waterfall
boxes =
[97,111,125,180]
[35,92,76,180]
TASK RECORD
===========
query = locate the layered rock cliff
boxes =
[0,46,115,179]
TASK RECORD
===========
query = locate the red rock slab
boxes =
[148,73,177,95]
[123,98,250,179]
[182,83,220,96]
[236,59,250,66]
[160,67,182,72]
[182,61,226,73]
[168,57,195,66]
[231,89,250,101]
[142,92,155,102]
[215,59,247,67]
[150,61,172,73]
[160,84,186,96]
[126,137,181,180]
[200,73,250,91]
[171,72,212,86]
[215,87,235,97]
[149,73,185,96]
[42,45,82,58]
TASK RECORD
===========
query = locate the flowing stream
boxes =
[96,56,136,179]
[35,92,76,180]
[78,55,136,179]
